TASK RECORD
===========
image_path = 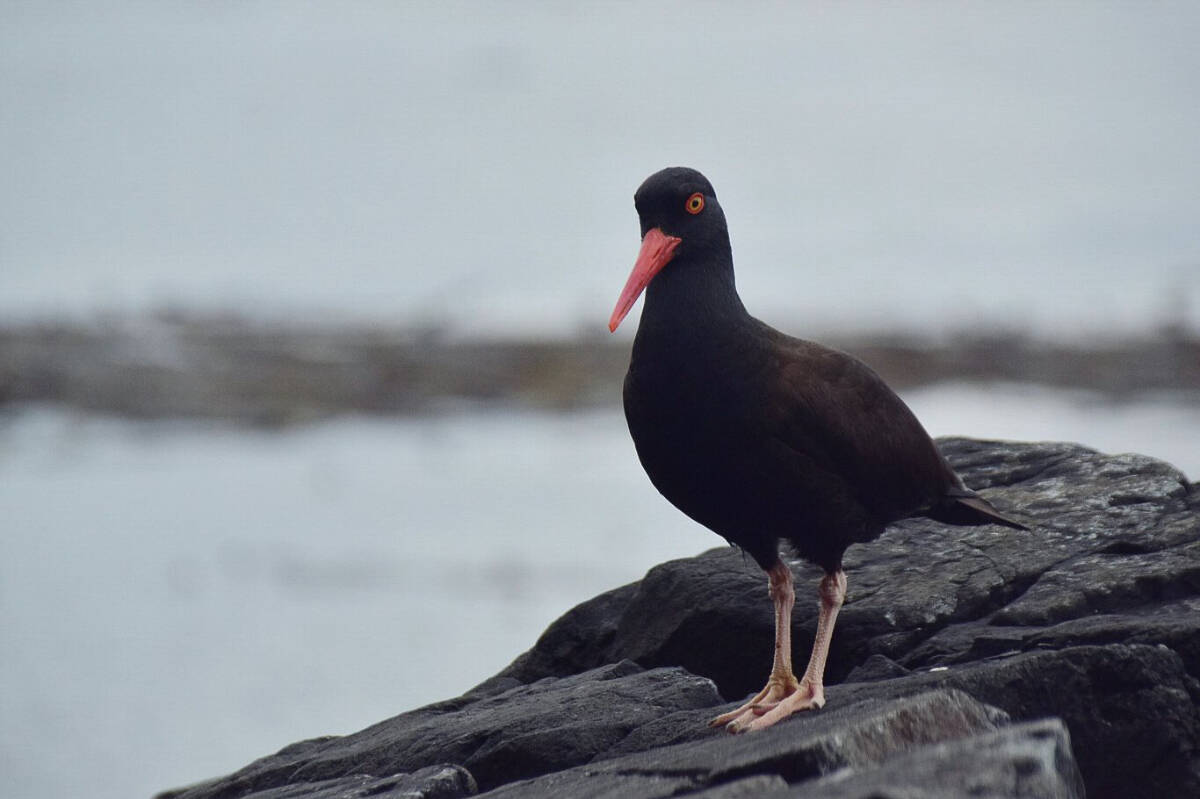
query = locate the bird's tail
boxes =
[927,486,1029,530]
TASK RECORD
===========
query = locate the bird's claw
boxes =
[709,678,824,733]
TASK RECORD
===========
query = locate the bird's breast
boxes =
[621,344,779,538]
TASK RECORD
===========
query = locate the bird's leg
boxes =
[708,560,799,730]
[736,569,847,733]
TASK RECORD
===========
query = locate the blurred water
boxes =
[1,390,1196,799]
[0,408,705,799]
[3,2,1199,337]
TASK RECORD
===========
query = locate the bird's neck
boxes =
[641,245,747,334]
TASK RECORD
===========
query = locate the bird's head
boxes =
[608,167,730,332]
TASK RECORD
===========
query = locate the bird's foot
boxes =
[707,676,795,729]
[709,677,824,734]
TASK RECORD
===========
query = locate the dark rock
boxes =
[841,653,911,683]
[163,440,1200,799]
[159,661,721,799]
[477,689,1003,799]
[806,643,1200,799]
[990,538,1200,626]
[485,439,1200,797]
[204,765,476,799]
[783,719,1084,799]
[679,775,791,798]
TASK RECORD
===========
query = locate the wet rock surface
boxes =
[781,718,1084,799]
[161,439,1200,799]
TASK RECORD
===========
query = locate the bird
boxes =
[608,166,1026,734]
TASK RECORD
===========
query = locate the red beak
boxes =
[608,227,682,332]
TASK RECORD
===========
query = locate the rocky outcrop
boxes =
[160,439,1200,799]
[4,317,1196,424]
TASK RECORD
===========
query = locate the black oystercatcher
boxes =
[609,167,1026,733]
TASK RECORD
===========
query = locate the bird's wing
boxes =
[757,334,955,520]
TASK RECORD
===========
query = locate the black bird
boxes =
[609,167,1026,733]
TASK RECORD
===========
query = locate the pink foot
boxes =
[709,676,824,733]
[737,679,824,732]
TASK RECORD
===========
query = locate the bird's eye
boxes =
[685,192,705,215]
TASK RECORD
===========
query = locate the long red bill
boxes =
[608,227,682,332]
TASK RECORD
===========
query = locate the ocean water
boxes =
[3,2,1199,337]
[2,388,1196,799]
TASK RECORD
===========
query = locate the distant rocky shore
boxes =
[157,438,1200,798]
[2,314,1197,425]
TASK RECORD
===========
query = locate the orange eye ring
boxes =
[685,192,705,215]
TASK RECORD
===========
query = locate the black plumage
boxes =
[610,166,1025,733]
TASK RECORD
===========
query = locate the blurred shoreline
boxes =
[2,313,1197,427]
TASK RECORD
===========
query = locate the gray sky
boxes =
[4,2,1198,336]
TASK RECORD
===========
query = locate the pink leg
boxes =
[709,561,797,729]
[711,567,847,734]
